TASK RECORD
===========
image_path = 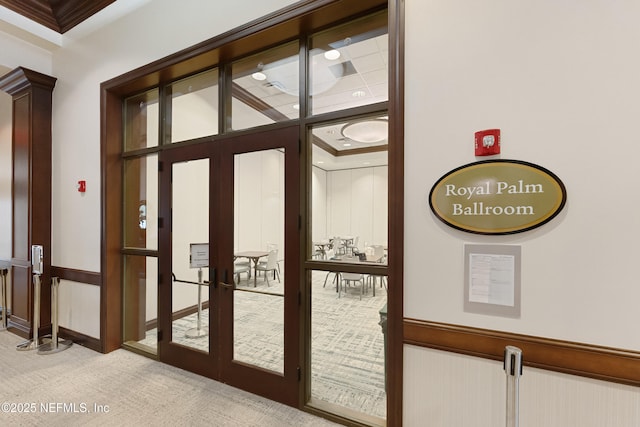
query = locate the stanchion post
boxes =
[16,273,42,351]
[0,267,7,330]
[38,276,72,355]
[504,346,523,427]
[185,267,208,339]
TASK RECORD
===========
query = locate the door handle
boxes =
[220,269,234,290]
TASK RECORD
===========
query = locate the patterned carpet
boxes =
[140,270,387,420]
[0,331,339,427]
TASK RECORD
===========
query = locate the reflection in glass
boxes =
[123,255,158,354]
[123,154,158,250]
[168,69,219,143]
[233,149,285,373]
[310,119,388,261]
[231,42,299,131]
[171,159,210,353]
[311,269,387,420]
[124,89,159,152]
[309,11,388,116]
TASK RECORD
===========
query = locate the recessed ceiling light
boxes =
[317,161,324,164]
[292,104,300,110]
[352,90,366,98]
[363,162,371,165]
[324,49,341,60]
[252,72,267,81]
[343,143,352,147]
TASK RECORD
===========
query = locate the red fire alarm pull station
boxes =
[475,129,500,156]
[77,180,86,193]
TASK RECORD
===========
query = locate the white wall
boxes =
[42,0,297,338]
[234,150,286,254]
[404,0,640,425]
[323,166,388,249]
[0,31,52,73]
[3,0,638,424]
[405,346,640,427]
[311,166,328,242]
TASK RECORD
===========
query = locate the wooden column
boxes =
[0,67,56,339]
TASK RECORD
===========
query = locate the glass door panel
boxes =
[123,255,158,354]
[157,126,299,405]
[170,158,210,354]
[232,149,285,374]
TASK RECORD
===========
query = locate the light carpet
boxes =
[0,331,339,426]
[139,270,387,420]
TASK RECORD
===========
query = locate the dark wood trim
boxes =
[0,67,56,343]
[59,326,102,353]
[312,135,338,156]
[404,319,640,387]
[336,145,388,157]
[145,300,211,331]
[101,87,124,353]
[101,0,396,425]
[231,83,290,122]
[387,1,405,425]
[102,0,387,96]
[0,0,116,33]
[50,267,101,286]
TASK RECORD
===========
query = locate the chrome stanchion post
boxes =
[17,245,51,351]
[38,277,72,354]
[16,273,41,351]
[0,266,8,330]
[504,346,523,427]
[185,267,208,338]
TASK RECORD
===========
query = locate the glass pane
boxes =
[310,11,388,116]
[123,255,158,354]
[310,118,388,261]
[171,159,210,353]
[231,42,299,131]
[123,154,158,250]
[233,149,285,373]
[168,69,219,143]
[124,89,159,151]
[311,269,387,420]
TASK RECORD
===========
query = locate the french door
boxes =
[158,125,300,406]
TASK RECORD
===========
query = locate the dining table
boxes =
[234,251,269,286]
[313,240,332,259]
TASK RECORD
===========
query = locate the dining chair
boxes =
[234,263,251,284]
[255,249,280,286]
[266,243,283,274]
[322,249,337,289]
[346,236,360,254]
[340,272,366,299]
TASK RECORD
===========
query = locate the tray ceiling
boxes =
[0,0,116,33]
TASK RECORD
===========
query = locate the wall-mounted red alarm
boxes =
[475,129,500,156]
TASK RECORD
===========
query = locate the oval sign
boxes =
[429,160,566,234]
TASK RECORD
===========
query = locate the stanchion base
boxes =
[37,339,73,355]
[185,327,208,339]
[16,337,52,351]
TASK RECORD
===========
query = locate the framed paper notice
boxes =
[464,244,521,318]
[189,243,209,269]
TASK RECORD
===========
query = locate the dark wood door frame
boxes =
[157,126,300,406]
[101,1,403,425]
